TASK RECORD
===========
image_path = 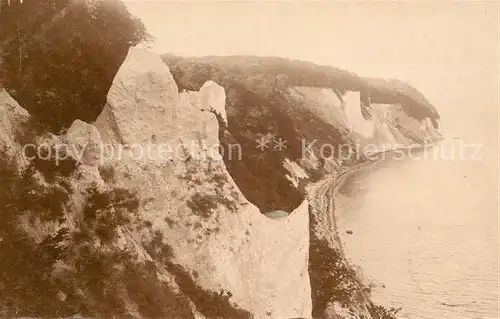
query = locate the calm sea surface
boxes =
[336,139,499,319]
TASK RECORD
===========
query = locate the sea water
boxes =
[336,139,499,319]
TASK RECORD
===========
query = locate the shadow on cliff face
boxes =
[165,262,252,319]
[166,59,306,212]
[218,87,305,213]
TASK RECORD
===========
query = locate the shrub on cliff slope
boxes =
[309,237,364,314]
[0,0,148,131]
[81,184,139,243]
[368,303,401,319]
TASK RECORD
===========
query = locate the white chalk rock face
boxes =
[95,47,180,146]
[287,86,349,130]
[0,89,30,162]
[94,46,312,318]
[66,119,102,166]
[284,158,309,188]
[343,91,375,139]
[200,80,227,126]
[422,117,442,140]
[367,103,411,149]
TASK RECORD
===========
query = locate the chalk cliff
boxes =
[164,54,442,318]
[1,48,311,318]
[95,47,312,318]
[0,89,30,160]
[164,54,441,211]
[0,47,441,318]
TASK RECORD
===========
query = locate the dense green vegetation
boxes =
[80,184,140,243]
[0,0,148,132]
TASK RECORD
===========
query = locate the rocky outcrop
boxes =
[95,48,180,146]
[0,48,312,318]
[94,47,312,318]
[288,87,441,155]
[164,55,442,214]
[0,46,443,319]
[287,86,349,131]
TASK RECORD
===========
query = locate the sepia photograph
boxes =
[0,0,498,318]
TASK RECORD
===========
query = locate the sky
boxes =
[125,1,499,145]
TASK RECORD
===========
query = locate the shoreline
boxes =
[309,141,438,253]
[330,141,438,232]
[319,141,439,264]
[332,140,439,200]
[307,140,440,257]
[328,141,439,292]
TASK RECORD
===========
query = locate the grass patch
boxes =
[187,193,218,218]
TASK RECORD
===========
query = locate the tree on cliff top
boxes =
[0,0,149,132]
